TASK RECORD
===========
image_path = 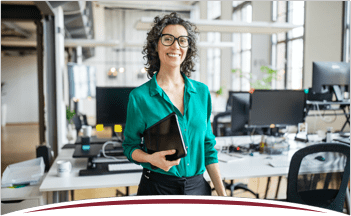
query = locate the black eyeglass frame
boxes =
[159,34,191,48]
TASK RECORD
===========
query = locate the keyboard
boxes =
[79,161,143,176]
[108,163,143,172]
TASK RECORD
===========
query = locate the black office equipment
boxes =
[36,145,53,172]
[287,143,350,212]
[248,90,306,131]
[96,87,135,140]
[79,161,142,176]
[143,112,187,161]
[230,92,250,135]
[312,62,350,101]
[96,87,135,126]
[73,144,124,158]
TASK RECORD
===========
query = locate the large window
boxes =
[343,1,350,62]
[207,1,221,92]
[271,1,305,90]
[232,1,252,91]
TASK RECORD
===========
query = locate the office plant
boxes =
[232,66,278,90]
[66,106,77,143]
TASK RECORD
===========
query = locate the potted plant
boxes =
[232,66,278,90]
[66,106,76,144]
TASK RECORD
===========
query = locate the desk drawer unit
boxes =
[1,199,39,215]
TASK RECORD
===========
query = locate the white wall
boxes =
[303,1,343,88]
[1,55,39,124]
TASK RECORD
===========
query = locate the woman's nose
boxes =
[171,39,180,49]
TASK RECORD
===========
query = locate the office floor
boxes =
[1,124,287,200]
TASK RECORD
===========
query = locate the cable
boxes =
[313,102,337,123]
[250,126,256,144]
[101,141,124,161]
[113,131,123,142]
[322,109,337,123]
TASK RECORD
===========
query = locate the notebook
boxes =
[143,112,187,161]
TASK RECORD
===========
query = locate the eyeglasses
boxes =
[160,34,190,48]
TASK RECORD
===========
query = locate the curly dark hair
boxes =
[142,12,198,78]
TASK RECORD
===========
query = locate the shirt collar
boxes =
[149,71,197,97]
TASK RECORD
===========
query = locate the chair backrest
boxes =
[72,115,82,136]
[287,143,350,212]
[82,114,88,126]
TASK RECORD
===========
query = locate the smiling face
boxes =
[157,24,189,71]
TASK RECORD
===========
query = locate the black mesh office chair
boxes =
[72,115,82,138]
[287,143,350,212]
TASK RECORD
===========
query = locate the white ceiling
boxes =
[97,1,196,11]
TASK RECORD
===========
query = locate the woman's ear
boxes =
[155,43,158,52]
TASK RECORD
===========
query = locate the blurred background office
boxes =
[1,1,350,199]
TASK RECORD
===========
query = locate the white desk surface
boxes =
[39,133,346,193]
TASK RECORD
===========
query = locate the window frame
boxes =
[271,1,305,90]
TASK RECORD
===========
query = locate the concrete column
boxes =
[199,1,207,85]
[76,46,82,64]
[303,1,343,88]
[251,1,272,83]
[220,1,232,99]
[92,2,106,87]
[53,6,66,153]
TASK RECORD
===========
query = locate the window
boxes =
[232,2,252,91]
[343,1,350,62]
[207,1,221,92]
[271,1,305,90]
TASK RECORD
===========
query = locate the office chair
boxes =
[72,115,82,138]
[287,143,350,212]
[213,93,234,136]
[82,114,88,126]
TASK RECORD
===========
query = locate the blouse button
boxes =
[184,129,187,131]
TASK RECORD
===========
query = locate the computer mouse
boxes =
[315,156,325,161]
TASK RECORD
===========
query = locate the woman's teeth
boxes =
[168,54,179,57]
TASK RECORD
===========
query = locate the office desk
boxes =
[40,134,348,203]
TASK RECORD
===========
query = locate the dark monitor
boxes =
[312,61,350,101]
[96,87,135,126]
[248,90,305,128]
[230,92,250,134]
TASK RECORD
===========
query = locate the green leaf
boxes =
[66,107,76,123]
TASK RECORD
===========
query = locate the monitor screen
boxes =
[312,61,350,93]
[96,87,135,125]
[248,90,305,127]
[230,92,250,133]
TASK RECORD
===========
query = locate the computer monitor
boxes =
[96,87,135,126]
[312,61,350,101]
[248,90,306,129]
[230,92,250,135]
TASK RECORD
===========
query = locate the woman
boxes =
[123,12,226,196]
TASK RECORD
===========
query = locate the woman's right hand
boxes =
[148,149,180,172]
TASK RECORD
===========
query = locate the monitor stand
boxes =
[333,85,344,101]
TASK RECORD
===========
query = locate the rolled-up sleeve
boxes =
[123,92,145,164]
[204,88,218,166]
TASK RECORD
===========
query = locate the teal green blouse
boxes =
[122,72,218,178]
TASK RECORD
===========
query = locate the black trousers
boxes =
[137,168,212,196]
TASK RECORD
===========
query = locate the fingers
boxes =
[162,149,176,156]
[167,158,180,167]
